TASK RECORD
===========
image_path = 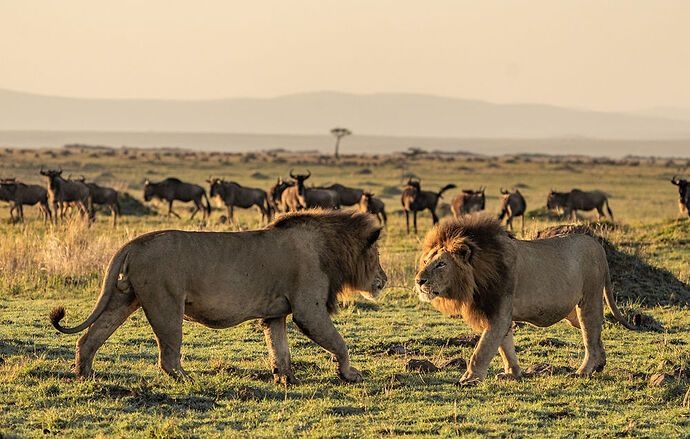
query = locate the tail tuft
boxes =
[49,306,66,329]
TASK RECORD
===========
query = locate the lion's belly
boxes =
[511,247,586,327]
[183,294,291,329]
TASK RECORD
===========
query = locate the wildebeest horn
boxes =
[305,169,311,178]
[671,175,680,184]
[289,169,297,179]
[40,166,46,175]
[500,187,508,194]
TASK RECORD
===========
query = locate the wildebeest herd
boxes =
[0,166,682,386]
[1,169,689,229]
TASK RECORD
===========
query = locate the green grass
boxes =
[0,148,689,438]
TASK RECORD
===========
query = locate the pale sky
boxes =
[1,0,689,111]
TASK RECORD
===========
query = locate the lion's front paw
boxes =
[495,372,521,381]
[274,373,301,386]
[337,366,363,383]
[455,372,482,387]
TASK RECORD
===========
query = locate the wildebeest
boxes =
[283,170,340,210]
[144,177,211,220]
[359,191,387,225]
[451,188,485,218]
[74,177,121,226]
[320,183,364,207]
[268,177,294,212]
[498,188,526,233]
[0,179,52,223]
[40,168,93,224]
[208,178,272,224]
[671,176,689,217]
[401,178,456,233]
[546,189,614,221]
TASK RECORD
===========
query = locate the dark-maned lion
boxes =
[50,210,387,384]
[414,214,635,385]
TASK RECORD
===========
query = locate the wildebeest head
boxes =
[207,178,224,198]
[143,178,154,201]
[546,190,569,210]
[405,178,421,190]
[360,191,374,209]
[0,180,17,201]
[40,168,64,192]
[290,169,311,196]
[671,176,688,197]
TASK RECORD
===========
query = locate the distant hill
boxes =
[2,89,690,139]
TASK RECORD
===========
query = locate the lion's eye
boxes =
[436,261,446,268]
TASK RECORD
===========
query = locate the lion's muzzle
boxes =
[415,277,438,302]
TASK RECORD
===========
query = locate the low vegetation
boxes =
[0,147,688,437]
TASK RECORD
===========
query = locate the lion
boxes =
[414,214,635,385]
[49,209,387,385]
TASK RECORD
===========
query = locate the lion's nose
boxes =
[416,277,427,286]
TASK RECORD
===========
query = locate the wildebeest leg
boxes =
[226,204,234,224]
[53,201,60,224]
[405,210,410,234]
[142,300,187,379]
[190,199,202,220]
[520,215,525,235]
[413,211,418,234]
[496,329,521,380]
[292,306,362,383]
[167,200,181,219]
[596,205,605,221]
[75,295,140,378]
[574,286,606,375]
[430,208,439,225]
[506,214,514,231]
[110,204,117,227]
[17,203,24,223]
[260,316,299,386]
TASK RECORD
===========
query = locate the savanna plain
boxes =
[0,146,689,438]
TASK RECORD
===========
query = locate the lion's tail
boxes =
[49,249,131,334]
[603,267,636,330]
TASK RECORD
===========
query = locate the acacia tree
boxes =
[330,127,352,159]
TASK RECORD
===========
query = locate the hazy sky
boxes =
[1,0,689,111]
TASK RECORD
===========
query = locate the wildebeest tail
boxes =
[49,249,131,334]
[202,191,212,215]
[603,266,636,330]
[437,184,457,198]
[263,193,273,221]
[604,199,614,221]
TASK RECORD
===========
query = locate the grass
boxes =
[0,147,689,438]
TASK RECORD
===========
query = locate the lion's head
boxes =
[270,209,387,312]
[415,214,511,329]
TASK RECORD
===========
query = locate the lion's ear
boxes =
[365,228,382,249]
[450,242,472,263]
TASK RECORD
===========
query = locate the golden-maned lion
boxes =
[414,214,635,385]
[50,210,387,384]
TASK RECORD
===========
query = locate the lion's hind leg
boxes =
[141,298,187,380]
[75,294,140,378]
[260,316,299,386]
[292,305,362,383]
[496,329,521,380]
[574,297,606,375]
